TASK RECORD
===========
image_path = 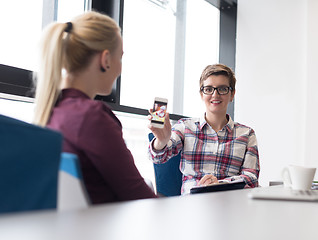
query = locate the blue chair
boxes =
[148,133,182,197]
[0,114,62,214]
[58,152,90,211]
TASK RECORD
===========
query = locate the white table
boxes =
[0,188,317,240]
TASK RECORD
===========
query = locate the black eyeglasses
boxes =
[200,86,233,95]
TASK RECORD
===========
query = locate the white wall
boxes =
[235,0,318,186]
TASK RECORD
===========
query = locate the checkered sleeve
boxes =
[223,129,260,188]
[241,129,260,187]
[148,120,185,164]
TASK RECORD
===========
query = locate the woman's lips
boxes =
[211,100,222,104]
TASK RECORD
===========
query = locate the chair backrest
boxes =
[148,133,182,196]
[0,114,62,214]
[58,152,90,211]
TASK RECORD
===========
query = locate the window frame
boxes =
[0,0,237,120]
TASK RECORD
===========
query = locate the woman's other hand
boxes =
[198,174,218,186]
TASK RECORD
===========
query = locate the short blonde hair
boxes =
[33,11,121,126]
[199,64,236,91]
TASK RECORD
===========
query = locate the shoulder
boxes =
[76,101,124,147]
[174,117,199,128]
[234,121,254,130]
[59,95,121,131]
[233,121,256,135]
[59,89,114,117]
[171,118,200,137]
[83,101,120,127]
[72,98,113,118]
[176,117,199,125]
[82,99,113,115]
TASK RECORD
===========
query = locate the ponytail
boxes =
[33,23,68,126]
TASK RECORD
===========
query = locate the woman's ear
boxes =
[200,92,204,101]
[230,89,236,102]
[100,49,110,72]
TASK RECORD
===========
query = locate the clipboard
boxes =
[190,180,246,194]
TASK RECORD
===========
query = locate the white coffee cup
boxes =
[282,165,316,190]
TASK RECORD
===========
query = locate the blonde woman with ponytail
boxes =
[33,11,157,203]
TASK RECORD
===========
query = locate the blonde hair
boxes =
[199,64,236,91]
[33,11,121,126]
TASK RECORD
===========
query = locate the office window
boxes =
[0,98,34,123]
[0,1,43,71]
[57,0,88,22]
[0,0,87,72]
[0,0,87,118]
[0,1,88,98]
[116,112,156,185]
[183,0,219,117]
[120,0,219,117]
[120,0,177,114]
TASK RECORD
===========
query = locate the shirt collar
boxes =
[198,113,234,133]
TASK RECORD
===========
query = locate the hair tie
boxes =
[64,22,73,33]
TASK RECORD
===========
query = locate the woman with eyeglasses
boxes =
[148,64,260,195]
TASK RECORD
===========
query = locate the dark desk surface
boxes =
[0,188,317,240]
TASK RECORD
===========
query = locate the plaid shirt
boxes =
[149,115,260,194]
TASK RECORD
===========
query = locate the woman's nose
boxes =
[212,89,219,96]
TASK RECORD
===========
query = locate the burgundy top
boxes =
[47,89,157,204]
